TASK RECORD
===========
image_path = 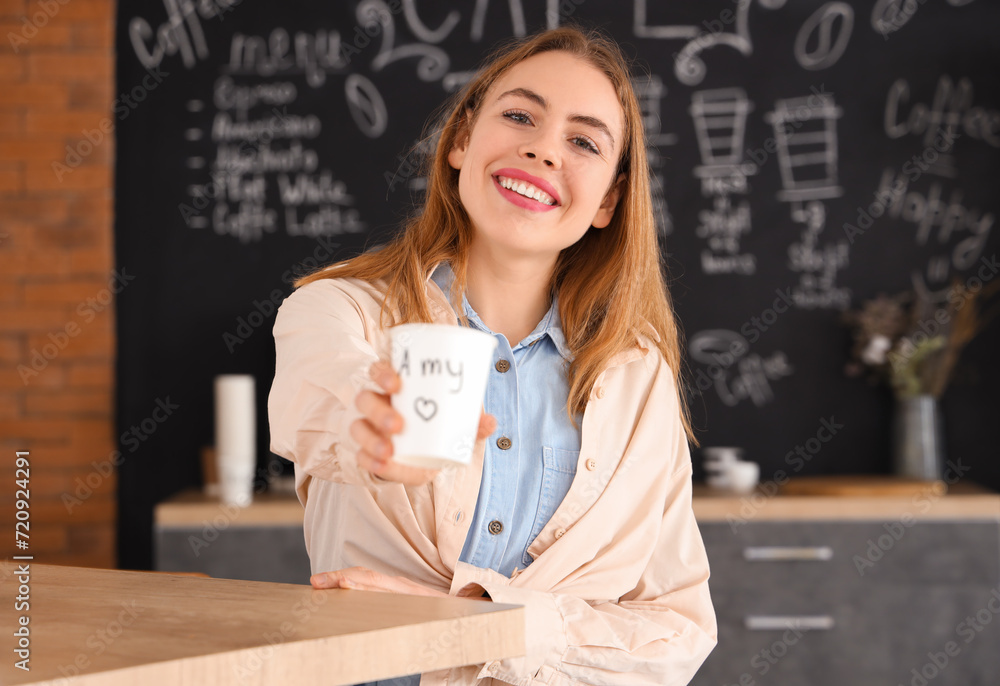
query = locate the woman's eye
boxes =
[502,110,599,155]
[572,136,599,154]
[502,109,531,124]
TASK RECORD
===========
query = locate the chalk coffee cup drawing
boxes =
[389,323,497,469]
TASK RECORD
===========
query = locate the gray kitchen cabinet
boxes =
[153,489,313,584]
[691,521,1000,686]
[154,523,312,584]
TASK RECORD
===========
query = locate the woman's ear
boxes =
[591,173,626,229]
[448,108,473,170]
[447,136,467,170]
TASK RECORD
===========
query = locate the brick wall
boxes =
[1,0,116,568]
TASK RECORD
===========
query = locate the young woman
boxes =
[269,26,716,686]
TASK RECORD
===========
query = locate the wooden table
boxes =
[0,563,524,686]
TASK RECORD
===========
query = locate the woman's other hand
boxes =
[350,360,497,486]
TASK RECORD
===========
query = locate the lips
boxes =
[492,167,561,211]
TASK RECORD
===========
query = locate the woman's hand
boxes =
[310,566,449,597]
[350,359,496,486]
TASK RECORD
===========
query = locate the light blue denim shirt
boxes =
[432,262,581,578]
[352,264,581,686]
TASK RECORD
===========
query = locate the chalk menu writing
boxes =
[129,10,367,242]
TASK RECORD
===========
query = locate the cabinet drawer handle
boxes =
[743,546,833,561]
[745,615,835,631]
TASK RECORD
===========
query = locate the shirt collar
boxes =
[429,262,572,361]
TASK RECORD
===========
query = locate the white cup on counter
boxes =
[726,460,760,494]
[702,446,759,494]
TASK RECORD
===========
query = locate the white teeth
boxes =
[497,176,556,205]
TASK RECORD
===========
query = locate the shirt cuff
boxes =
[449,563,567,683]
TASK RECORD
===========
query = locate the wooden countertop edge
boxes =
[26,610,525,686]
[6,562,526,686]
[156,492,1000,526]
[692,494,1000,521]
[155,498,308,526]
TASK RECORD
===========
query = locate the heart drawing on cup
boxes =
[414,397,438,421]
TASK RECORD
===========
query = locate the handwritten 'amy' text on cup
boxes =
[397,351,464,393]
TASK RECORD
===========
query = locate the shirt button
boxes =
[585,458,597,471]
[496,436,512,450]
[487,661,500,674]
[495,359,510,373]
[488,520,504,535]
[554,528,566,539]
[596,386,606,399]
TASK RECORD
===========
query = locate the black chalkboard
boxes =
[115,0,1000,569]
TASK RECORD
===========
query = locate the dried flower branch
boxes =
[843,277,1000,399]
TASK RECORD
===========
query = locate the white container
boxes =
[389,324,497,469]
[703,446,742,463]
[726,460,761,494]
[214,374,256,506]
[703,446,742,475]
[217,457,255,507]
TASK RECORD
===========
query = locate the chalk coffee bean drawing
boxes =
[414,397,438,421]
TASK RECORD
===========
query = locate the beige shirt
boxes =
[268,270,717,686]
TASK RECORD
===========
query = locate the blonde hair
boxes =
[296,25,696,444]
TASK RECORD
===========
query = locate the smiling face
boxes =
[447,50,625,264]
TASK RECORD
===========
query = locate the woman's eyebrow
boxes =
[496,87,616,150]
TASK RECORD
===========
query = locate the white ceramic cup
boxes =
[703,446,742,462]
[726,460,761,494]
[389,323,497,469]
[702,446,742,475]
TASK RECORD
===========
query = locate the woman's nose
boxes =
[519,134,560,168]
[524,151,555,167]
